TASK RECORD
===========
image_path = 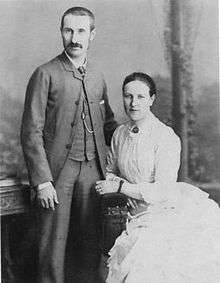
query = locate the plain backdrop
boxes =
[0,0,218,122]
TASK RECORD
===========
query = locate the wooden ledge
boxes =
[0,179,30,216]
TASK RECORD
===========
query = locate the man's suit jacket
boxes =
[21,52,117,187]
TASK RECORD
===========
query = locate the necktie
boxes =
[78,65,93,133]
[78,66,86,76]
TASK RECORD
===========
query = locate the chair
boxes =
[100,193,128,255]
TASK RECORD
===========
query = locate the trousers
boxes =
[37,158,102,283]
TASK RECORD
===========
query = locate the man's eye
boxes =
[138,95,145,99]
[78,28,85,33]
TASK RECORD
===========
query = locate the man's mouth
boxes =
[68,43,82,49]
[70,46,81,50]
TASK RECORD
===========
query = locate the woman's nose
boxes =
[131,98,138,106]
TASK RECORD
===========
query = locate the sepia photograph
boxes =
[0,0,219,282]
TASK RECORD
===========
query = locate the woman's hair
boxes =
[61,7,95,31]
[122,72,157,97]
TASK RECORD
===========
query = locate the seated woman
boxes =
[95,72,220,283]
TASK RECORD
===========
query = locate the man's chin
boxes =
[65,49,82,58]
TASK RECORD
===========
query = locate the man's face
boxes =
[61,14,95,60]
[123,80,155,123]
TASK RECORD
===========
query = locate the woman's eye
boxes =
[64,28,72,34]
[124,94,132,99]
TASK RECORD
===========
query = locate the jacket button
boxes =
[75,100,79,105]
[66,144,72,150]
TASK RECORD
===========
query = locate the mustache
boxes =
[67,42,82,49]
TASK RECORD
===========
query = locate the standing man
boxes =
[21,7,117,283]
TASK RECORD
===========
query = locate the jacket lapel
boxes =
[58,52,100,100]
[83,61,99,101]
[58,52,83,80]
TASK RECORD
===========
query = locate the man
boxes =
[21,7,117,283]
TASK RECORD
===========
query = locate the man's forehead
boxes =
[63,14,91,28]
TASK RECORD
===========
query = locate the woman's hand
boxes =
[106,173,122,182]
[95,180,119,195]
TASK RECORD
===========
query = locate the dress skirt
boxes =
[106,183,220,283]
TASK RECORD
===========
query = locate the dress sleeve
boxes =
[154,128,181,183]
[139,129,181,203]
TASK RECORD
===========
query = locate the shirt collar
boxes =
[64,51,87,69]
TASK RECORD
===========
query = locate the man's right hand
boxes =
[37,183,59,210]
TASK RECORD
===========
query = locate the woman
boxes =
[95,72,220,283]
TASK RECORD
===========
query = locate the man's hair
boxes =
[61,7,95,31]
[122,72,157,97]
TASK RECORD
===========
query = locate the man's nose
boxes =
[71,31,78,43]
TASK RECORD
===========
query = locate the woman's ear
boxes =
[150,94,155,106]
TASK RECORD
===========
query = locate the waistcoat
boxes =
[68,81,96,161]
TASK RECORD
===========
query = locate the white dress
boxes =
[106,113,220,283]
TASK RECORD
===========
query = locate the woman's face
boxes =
[123,80,155,124]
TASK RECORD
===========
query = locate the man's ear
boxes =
[60,26,64,37]
[150,94,155,106]
[90,28,96,42]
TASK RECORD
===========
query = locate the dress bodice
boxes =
[107,113,181,185]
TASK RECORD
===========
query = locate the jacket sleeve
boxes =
[102,80,118,146]
[106,127,120,175]
[20,67,53,187]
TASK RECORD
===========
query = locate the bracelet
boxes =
[117,180,124,193]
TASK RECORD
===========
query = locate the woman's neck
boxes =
[132,112,153,129]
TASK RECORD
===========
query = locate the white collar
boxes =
[64,51,87,69]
